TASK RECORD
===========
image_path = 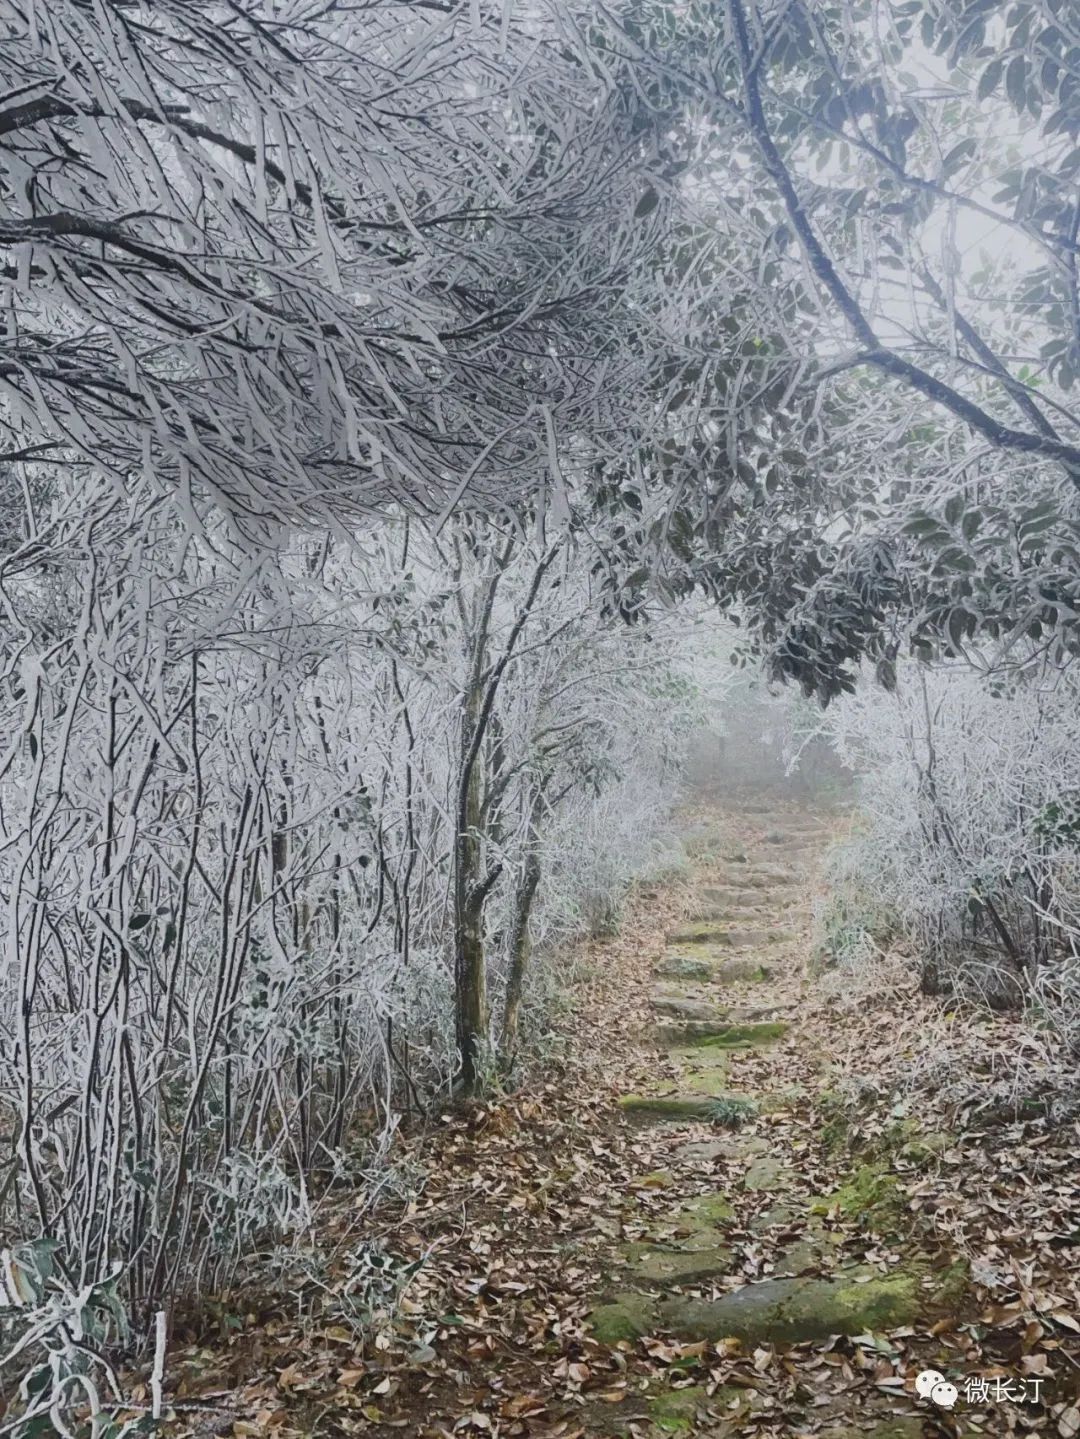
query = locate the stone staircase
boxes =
[585,796,957,1439]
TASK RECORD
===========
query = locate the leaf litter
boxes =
[160,794,1080,1439]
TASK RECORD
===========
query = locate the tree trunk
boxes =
[500,849,540,1070]
[454,675,488,1096]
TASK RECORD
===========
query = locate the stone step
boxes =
[715,868,799,889]
[700,884,789,907]
[714,957,772,984]
[650,995,727,1022]
[619,1241,733,1288]
[590,1269,921,1346]
[618,1094,719,1121]
[667,921,797,948]
[689,903,808,926]
[755,840,823,860]
[655,953,717,981]
[619,1091,756,1123]
[658,1019,789,1048]
[654,953,774,985]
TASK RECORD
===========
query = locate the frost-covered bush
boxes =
[0,459,716,1406]
[819,661,1080,1040]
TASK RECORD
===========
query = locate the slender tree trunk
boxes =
[454,671,488,1095]
[500,850,541,1069]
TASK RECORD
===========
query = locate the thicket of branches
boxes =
[818,663,1080,1025]
[0,1,716,1426]
[0,460,714,1425]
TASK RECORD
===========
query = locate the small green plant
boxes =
[0,1240,155,1438]
[708,1096,756,1128]
[1033,792,1080,851]
[811,885,897,974]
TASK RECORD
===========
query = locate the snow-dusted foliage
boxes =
[0,0,683,532]
[819,661,1080,1042]
[0,2,710,1408]
[0,458,708,1391]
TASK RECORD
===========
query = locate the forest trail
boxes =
[166,788,1078,1439]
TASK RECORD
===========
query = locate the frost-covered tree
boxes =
[0,444,707,1434]
[605,0,1080,696]
[0,0,683,533]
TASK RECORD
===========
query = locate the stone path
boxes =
[583,791,960,1438]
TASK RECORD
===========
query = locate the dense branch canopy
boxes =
[0,0,682,535]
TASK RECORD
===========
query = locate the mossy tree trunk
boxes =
[451,535,560,1096]
[500,780,546,1068]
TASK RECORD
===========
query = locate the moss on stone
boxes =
[667,921,735,945]
[682,1068,739,1099]
[646,1386,707,1433]
[654,1270,920,1344]
[686,1021,789,1048]
[655,954,716,981]
[589,1291,658,1344]
[678,1192,735,1228]
[619,1095,718,1121]
[811,1162,905,1228]
[669,921,794,948]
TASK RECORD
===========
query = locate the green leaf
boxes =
[1006,54,1028,109]
[942,138,977,176]
[634,188,659,218]
[977,57,1004,99]
[948,608,971,650]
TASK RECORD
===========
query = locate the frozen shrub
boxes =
[819,661,1080,1046]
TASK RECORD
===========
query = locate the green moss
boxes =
[589,1291,658,1344]
[667,921,733,945]
[681,1068,737,1098]
[647,1386,707,1433]
[927,1257,970,1313]
[899,1131,954,1166]
[818,1102,852,1153]
[686,1021,789,1048]
[654,1270,920,1344]
[619,1095,718,1120]
[811,1163,905,1229]
[655,954,716,981]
